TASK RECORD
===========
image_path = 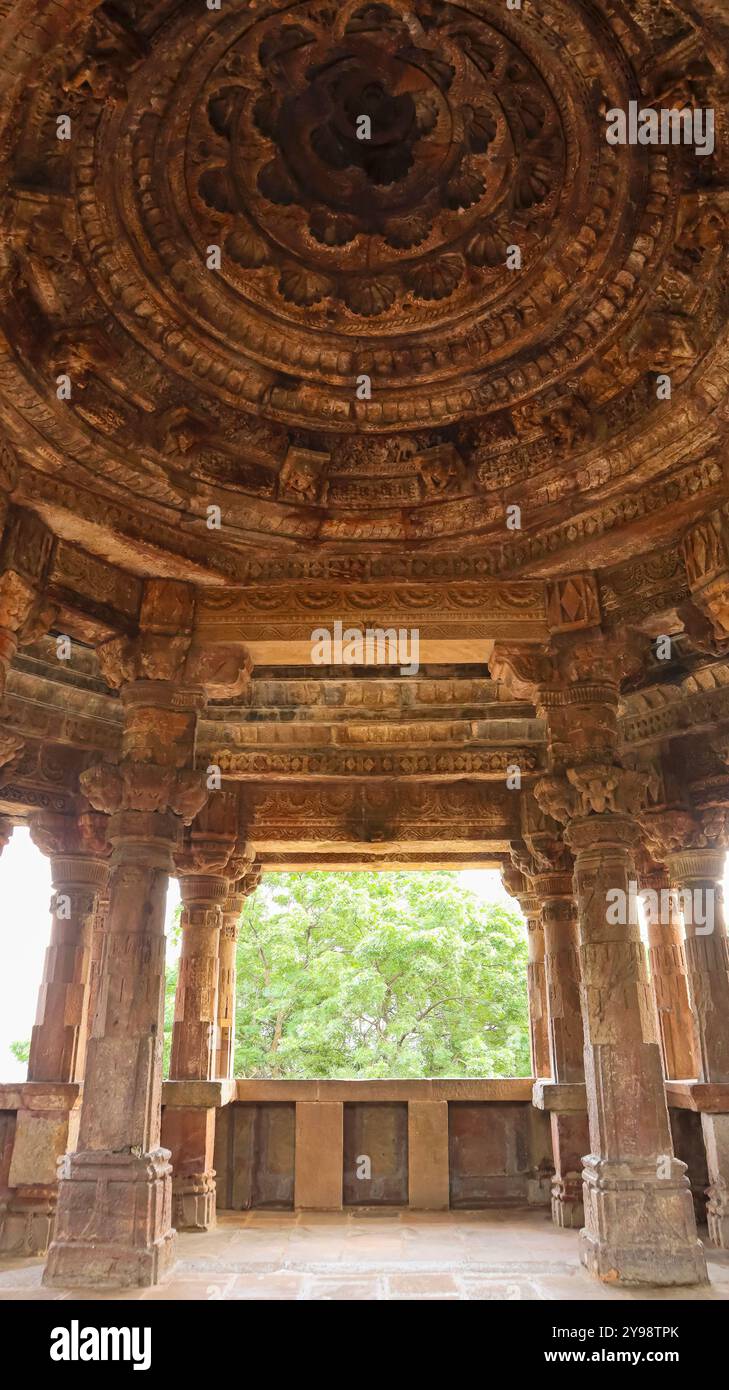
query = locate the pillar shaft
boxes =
[638,869,698,1081]
[216,890,243,1081]
[21,811,110,1265]
[170,875,227,1082]
[669,853,729,1083]
[535,871,589,1230]
[28,853,108,1084]
[80,811,177,1153]
[540,885,583,1085]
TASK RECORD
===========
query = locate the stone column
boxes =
[501,863,549,1080]
[171,876,227,1084]
[506,845,589,1228]
[493,633,706,1287]
[0,812,108,1257]
[28,810,109,1084]
[44,579,250,1289]
[216,864,261,1080]
[645,816,729,1248]
[165,796,243,1232]
[636,855,698,1082]
[668,841,729,1085]
[535,863,590,1230]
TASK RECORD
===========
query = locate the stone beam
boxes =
[194,580,550,664]
[207,745,541,781]
[240,781,520,856]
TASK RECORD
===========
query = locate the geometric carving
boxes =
[546,574,601,634]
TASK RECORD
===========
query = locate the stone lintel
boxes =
[0,1082,82,1112]
[666,1082,729,1113]
[162,1080,237,1109]
[532,1079,587,1112]
[234,1078,533,1103]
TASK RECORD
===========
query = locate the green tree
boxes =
[229,871,530,1079]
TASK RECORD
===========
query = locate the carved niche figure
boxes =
[418,444,464,496]
[278,447,330,504]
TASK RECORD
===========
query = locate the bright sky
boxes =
[0,828,181,1082]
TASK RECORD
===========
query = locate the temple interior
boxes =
[1,0,729,1297]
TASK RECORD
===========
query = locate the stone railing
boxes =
[163,1077,553,1213]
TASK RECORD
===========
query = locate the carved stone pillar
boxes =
[506,844,588,1228]
[636,856,698,1082]
[653,826,729,1249]
[28,810,110,1084]
[216,863,261,1081]
[44,579,250,1289]
[501,863,549,1080]
[166,795,241,1232]
[535,866,589,1230]
[0,812,109,1258]
[493,633,706,1287]
[642,808,729,1089]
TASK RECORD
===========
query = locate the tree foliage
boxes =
[231,871,530,1079]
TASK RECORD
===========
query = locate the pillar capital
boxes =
[683,509,729,643]
[29,808,110,862]
[174,789,241,879]
[491,628,647,704]
[535,766,652,831]
[80,761,208,826]
[239,863,262,897]
[96,579,251,701]
[642,806,729,881]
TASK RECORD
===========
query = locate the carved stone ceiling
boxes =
[0,0,728,571]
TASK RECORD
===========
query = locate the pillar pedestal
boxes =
[45,1150,175,1290]
[580,1152,707,1286]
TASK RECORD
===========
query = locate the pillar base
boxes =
[0,1184,56,1256]
[580,1156,708,1286]
[551,1177,584,1229]
[172,1173,217,1233]
[43,1148,176,1290]
[549,1110,589,1229]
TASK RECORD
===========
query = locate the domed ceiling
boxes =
[0,0,727,569]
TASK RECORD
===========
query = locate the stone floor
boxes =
[1,1209,728,1301]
